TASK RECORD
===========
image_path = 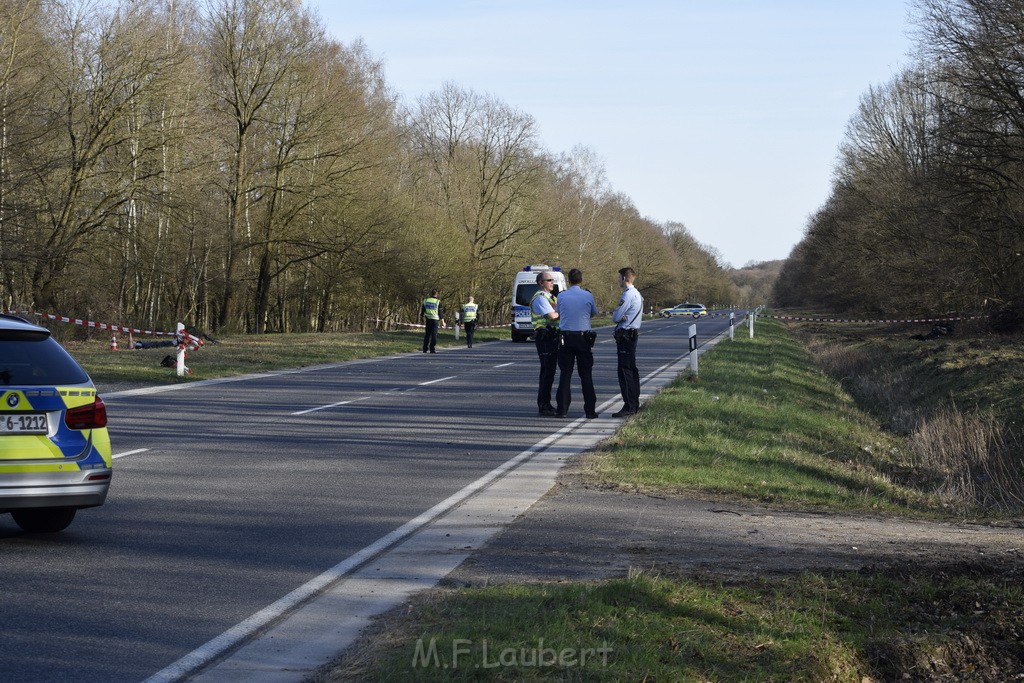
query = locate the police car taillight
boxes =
[65,397,108,430]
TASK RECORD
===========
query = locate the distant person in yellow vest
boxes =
[461,296,479,348]
[421,289,444,353]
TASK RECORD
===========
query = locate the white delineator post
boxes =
[176,322,188,377]
[749,311,755,338]
[688,323,698,377]
[729,312,735,341]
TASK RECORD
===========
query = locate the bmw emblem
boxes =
[6,393,18,408]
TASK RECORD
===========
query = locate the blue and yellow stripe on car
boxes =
[0,388,111,470]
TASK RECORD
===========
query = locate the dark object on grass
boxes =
[135,339,176,350]
[910,323,954,341]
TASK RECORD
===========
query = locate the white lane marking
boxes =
[291,396,370,416]
[294,375,458,415]
[418,375,456,386]
[494,362,514,368]
[112,448,149,460]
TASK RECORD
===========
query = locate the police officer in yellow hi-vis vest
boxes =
[421,289,444,353]
[530,271,560,416]
[461,296,478,348]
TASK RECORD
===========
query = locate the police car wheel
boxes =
[11,507,77,533]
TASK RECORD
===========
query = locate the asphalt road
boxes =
[0,313,740,682]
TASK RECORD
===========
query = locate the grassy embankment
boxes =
[315,317,1024,682]
[71,317,1024,681]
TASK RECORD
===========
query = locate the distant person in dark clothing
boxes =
[421,289,444,353]
[461,296,478,348]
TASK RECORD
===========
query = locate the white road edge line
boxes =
[111,448,149,460]
[494,362,514,368]
[291,396,370,416]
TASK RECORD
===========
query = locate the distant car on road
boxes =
[659,303,708,319]
[0,314,111,532]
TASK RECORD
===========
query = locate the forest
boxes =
[774,0,1024,330]
[0,0,744,335]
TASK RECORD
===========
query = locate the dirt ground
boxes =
[320,454,1024,682]
[443,459,1024,587]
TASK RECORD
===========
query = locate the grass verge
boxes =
[589,318,939,516]
[324,562,1024,682]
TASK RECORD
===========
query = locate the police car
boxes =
[0,314,111,532]
[510,265,567,342]
[659,302,708,319]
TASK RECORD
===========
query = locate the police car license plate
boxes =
[1,413,49,434]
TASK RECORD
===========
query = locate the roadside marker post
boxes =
[688,323,698,378]
[749,312,755,339]
[729,312,735,341]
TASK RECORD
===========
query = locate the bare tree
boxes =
[0,0,46,307]
[15,0,184,311]
[204,0,312,330]
[408,82,543,292]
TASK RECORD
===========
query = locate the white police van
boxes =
[510,265,566,342]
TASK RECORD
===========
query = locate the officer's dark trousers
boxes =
[464,322,476,347]
[556,332,596,415]
[616,333,641,413]
[422,319,439,352]
[534,331,558,410]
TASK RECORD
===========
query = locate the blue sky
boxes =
[311,1,914,268]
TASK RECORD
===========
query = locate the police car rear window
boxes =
[0,336,90,386]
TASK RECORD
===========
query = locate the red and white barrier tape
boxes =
[4,308,176,336]
[766,315,983,323]
[365,318,506,330]
[176,329,204,351]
